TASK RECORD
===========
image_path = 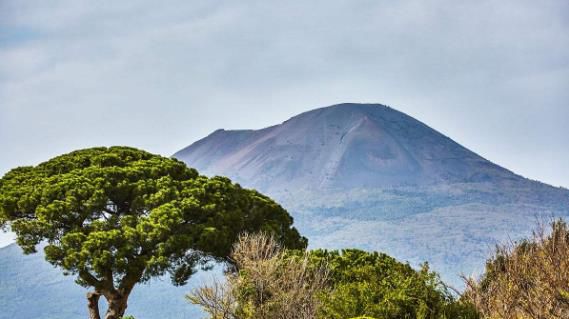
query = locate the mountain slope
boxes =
[175,103,520,193]
[175,103,569,285]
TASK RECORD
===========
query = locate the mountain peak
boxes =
[282,103,392,126]
[174,103,519,194]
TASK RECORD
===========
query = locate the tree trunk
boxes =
[87,291,101,319]
[104,291,129,319]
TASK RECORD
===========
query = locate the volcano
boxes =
[174,103,569,285]
[175,103,520,193]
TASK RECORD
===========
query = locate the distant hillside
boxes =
[175,103,569,285]
[0,243,205,319]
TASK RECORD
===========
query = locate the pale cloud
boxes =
[1,0,568,246]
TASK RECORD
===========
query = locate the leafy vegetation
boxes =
[0,147,305,319]
[189,233,479,319]
[309,249,478,319]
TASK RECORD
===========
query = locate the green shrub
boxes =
[305,249,478,319]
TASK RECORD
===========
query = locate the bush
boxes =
[188,233,478,319]
[463,219,569,318]
[187,233,328,319]
[309,249,477,319]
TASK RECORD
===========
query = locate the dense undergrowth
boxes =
[186,220,569,319]
[188,233,478,319]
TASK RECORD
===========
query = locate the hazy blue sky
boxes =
[0,1,568,245]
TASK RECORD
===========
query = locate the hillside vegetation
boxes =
[189,220,569,319]
[188,233,478,319]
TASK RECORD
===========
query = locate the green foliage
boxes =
[304,249,478,319]
[0,146,306,294]
[189,233,478,319]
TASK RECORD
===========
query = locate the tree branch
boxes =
[79,269,108,291]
